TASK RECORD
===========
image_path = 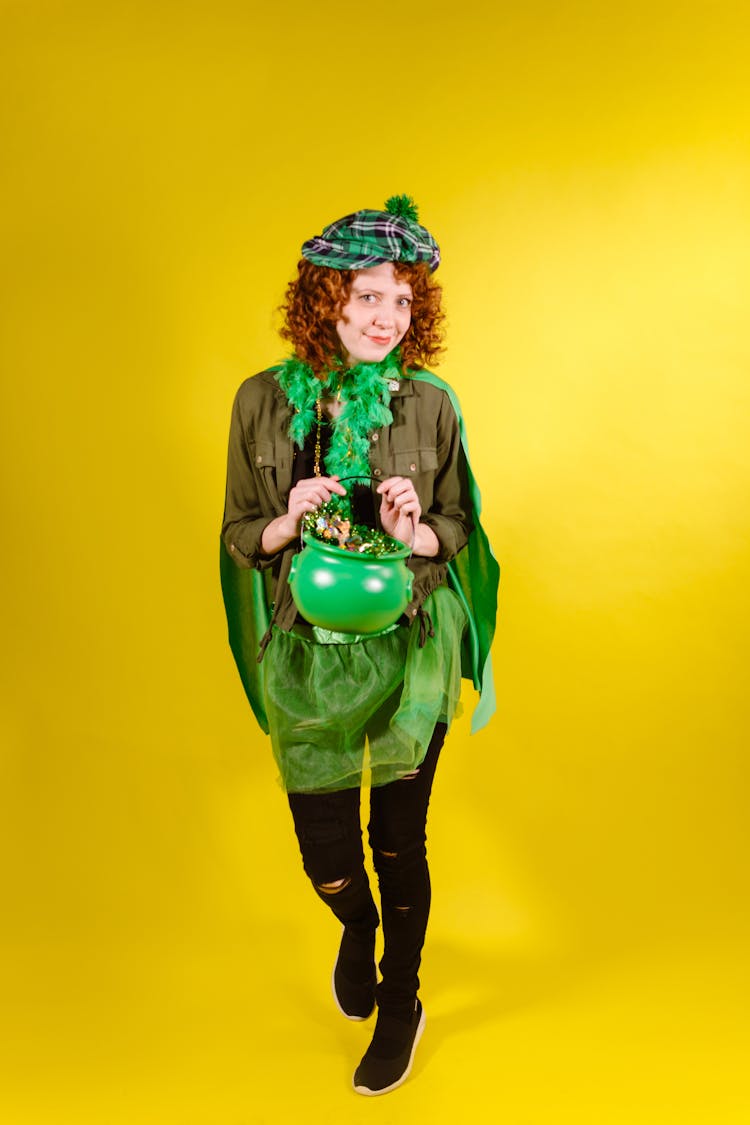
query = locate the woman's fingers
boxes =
[376,477,421,540]
[376,475,416,500]
[290,473,423,531]
[294,474,346,497]
[288,475,347,518]
[376,476,421,516]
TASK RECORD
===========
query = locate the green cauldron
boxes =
[288,531,413,634]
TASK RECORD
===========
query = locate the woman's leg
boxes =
[367,721,446,1018]
[287,786,380,1018]
[352,722,447,1094]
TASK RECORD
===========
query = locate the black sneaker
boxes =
[331,927,376,1021]
[352,999,425,1096]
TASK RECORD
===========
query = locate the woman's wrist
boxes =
[261,514,299,555]
[412,521,440,558]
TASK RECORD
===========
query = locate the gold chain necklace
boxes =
[314,398,323,476]
[313,381,344,476]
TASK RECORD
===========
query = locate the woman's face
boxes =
[335,261,413,366]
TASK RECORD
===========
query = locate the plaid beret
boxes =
[301,195,440,273]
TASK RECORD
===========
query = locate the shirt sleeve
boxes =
[419,391,474,562]
[221,386,279,570]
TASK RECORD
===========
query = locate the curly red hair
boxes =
[280,260,445,374]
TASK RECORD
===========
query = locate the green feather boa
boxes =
[274,351,402,483]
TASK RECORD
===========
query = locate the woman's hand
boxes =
[261,475,346,554]
[376,476,440,558]
[376,476,420,542]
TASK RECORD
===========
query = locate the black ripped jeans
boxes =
[287,723,446,1019]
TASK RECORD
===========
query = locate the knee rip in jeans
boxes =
[376,851,410,914]
[314,876,351,895]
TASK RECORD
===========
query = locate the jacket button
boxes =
[411,607,418,617]
[409,462,417,472]
[256,455,263,464]
[371,433,379,442]
[373,468,381,476]
[230,543,236,553]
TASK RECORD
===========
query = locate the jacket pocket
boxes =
[248,440,276,468]
[248,439,285,513]
[391,447,439,475]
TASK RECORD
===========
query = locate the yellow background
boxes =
[1,2,748,1122]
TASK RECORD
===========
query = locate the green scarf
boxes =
[274,351,403,483]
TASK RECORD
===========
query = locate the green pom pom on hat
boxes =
[384,194,420,222]
[301,194,440,272]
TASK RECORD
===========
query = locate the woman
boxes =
[221,196,498,1096]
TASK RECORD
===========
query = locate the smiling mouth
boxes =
[367,335,392,345]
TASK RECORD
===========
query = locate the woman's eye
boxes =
[360,293,377,303]
[398,297,412,307]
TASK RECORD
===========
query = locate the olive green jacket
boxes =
[220,366,499,734]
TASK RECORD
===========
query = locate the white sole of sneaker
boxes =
[352,1005,426,1096]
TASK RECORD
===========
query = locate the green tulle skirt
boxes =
[263,585,468,793]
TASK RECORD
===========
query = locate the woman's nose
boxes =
[373,307,395,327]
